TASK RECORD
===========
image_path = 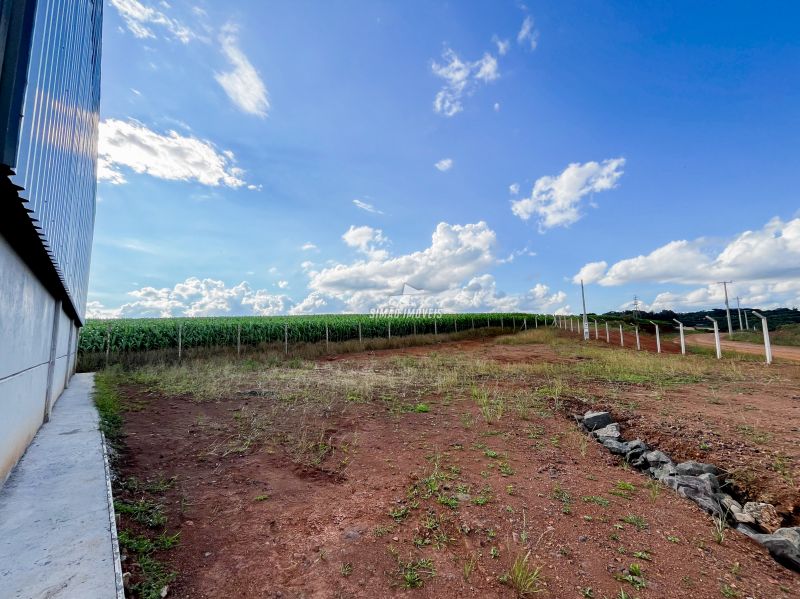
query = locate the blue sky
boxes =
[88,1,800,318]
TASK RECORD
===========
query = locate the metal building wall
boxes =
[0,0,101,483]
[9,0,102,320]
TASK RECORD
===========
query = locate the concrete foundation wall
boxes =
[0,235,80,484]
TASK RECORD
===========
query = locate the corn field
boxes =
[78,313,540,355]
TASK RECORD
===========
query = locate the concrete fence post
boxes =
[237,323,242,357]
[388,321,391,340]
[360,322,363,344]
[435,319,438,336]
[619,324,624,347]
[284,324,288,355]
[605,321,610,343]
[178,323,182,362]
[569,317,574,333]
[752,311,773,365]
[326,324,330,351]
[523,318,527,330]
[635,325,641,351]
[673,318,686,355]
[705,316,722,359]
[593,319,598,340]
[649,320,661,353]
[534,315,538,328]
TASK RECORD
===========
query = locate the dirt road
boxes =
[686,332,800,363]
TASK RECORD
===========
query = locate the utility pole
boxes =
[735,296,744,331]
[632,295,640,322]
[717,281,734,338]
[580,280,589,341]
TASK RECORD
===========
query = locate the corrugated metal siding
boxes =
[9,0,102,319]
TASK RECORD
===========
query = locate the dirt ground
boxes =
[112,332,800,598]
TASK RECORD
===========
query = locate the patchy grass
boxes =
[503,551,544,595]
[96,327,800,598]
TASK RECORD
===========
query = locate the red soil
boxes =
[114,337,799,598]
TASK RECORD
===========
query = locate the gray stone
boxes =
[698,472,720,493]
[665,474,714,495]
[714,493,742,514]
[601,438,627,455]
[760,528,800,571]
[675,461,720,477]
[735,523,762,540]
[738,527,800,572]
[651,462,678,482]
[671,476,724,517]
[732,511,756,525]
[623,440,649,463]
[583,411,613,431]
[743,502,782,534]
[592,423,621,441]
[632,450,672,470]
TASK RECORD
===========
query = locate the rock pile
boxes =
[578,410,800,572]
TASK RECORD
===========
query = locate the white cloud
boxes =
[517,15,539,50]
[97,118,246,187]
[432,48,501,117]
[493,102,501,112]
[353,199,383,214]
[572,217,800,311]
[434,158,454,172]
[291,221,570,314]
[509,183,520,195]
[576,217,800,289]
[298,222,496,312]
[493,36,510,56]
[474,54,499,82]
[342,225,388,259]
[511,158,625,230]
[215,23,269,117]
[598,240,708,286]
[498,246,537,264]
[529,283,568,313]
[645,280,800,313]
[301,242,317,251]
[86,277,290,319]
[109,0,195,43]
[87,223,573,318]
[572,261,608,285]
